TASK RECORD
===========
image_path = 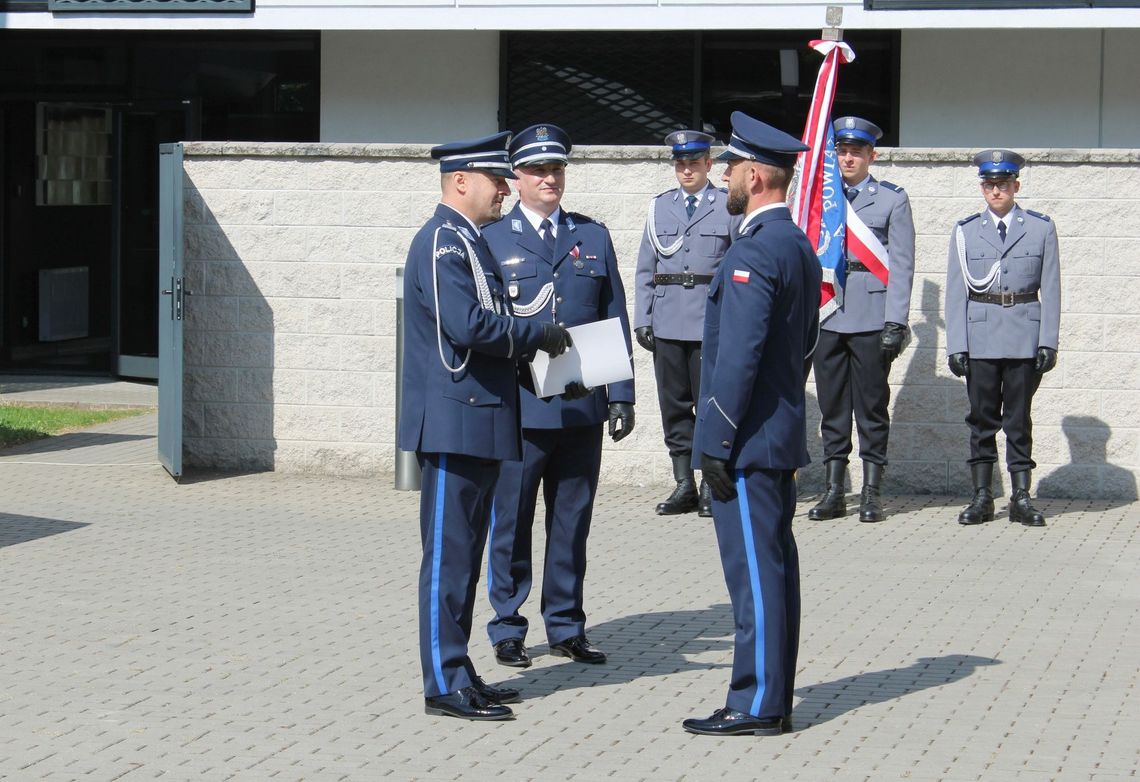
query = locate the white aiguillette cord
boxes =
[956,223,1001,294]
[644,198,685,257]
[432,223,507,374]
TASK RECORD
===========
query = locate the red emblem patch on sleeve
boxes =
[732,269,750,284]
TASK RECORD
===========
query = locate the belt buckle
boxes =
[681,272,695,289]
[1001,292,1015,308]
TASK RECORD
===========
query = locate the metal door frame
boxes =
[157,142,185,479]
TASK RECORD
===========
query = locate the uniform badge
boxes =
[536,126,549,141]
[845,117,856,128]
[992,150,1003,163]
[585,254,597,260]
[574,259,585,269]
[508,281,520,299]
[732,269,751,284]
[511,219,523,233]
[676,132,687,144]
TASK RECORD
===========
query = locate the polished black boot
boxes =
[859,462,885,523]
[1009,470,1046,527]
[958,463,995,525]
[697,480,713,517]
[656,454,699,515]
[808,460,847,520]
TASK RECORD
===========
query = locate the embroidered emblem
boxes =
[434,245,463,259]
[732,269,750,284]
[511,219,523,233]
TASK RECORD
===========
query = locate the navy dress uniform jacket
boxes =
[483,203,635,425]
[945,205,1061,360]
[634,183,741,341]
[694,206,821,471]
[825,176,915,333]
[398,204,546,461]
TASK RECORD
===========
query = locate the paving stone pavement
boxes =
[1,414,1138,781]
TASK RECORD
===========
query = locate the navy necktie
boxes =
[845,187,858,203]
[686,194,698,218]
[540,218,555,255]
[997,220,1007,242]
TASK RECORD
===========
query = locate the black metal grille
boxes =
[504,32,695,146]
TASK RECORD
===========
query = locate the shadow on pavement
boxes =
[511,604,735,696]
[0,432,152,457]
[0,513,89,548]
[792,653,1001,728]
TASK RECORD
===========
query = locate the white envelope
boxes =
[529,317,634,398]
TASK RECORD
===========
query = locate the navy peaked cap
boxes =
[833,116,883,147]
[973,149,1025,178]
[664,129,714,160]
[431,131,517,179]
[510,124,572,168]
[716,111,808,167]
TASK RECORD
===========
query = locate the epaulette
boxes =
[1025,209,1051,222]
[567,211,598,226]
[878,180,904,193]
[958,213,980,226]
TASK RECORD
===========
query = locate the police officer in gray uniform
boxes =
[634,130,739,517]
[809,117,915,523]
[946,149,1060,527]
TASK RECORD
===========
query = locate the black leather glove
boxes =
[1035,347,1057,374]
[634,326,655,353]
[538,322,573,357]
[880,322,909,366]
[608,402,635,442]
[948,352,969,378]
[700,454,736,502]
[560,381,591,401]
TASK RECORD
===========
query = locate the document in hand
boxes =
[529,317,634,398]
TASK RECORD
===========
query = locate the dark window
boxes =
[0,32,319,142]
[502,31,900,146]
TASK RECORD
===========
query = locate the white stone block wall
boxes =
[180,143,1140,499]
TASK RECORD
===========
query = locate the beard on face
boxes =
[726,185,749,216]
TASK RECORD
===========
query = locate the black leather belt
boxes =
[969,291,1038,307]
[846,261,870,273]
[653,272,714,288]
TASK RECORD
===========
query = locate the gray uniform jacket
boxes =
[825,177,915,334]
[945,205,1061,360]
[634,183,740,341]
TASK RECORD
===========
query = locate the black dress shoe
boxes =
[682,707,792,736]
[697,480,713,517]
[549,635,607,664]
[424,686,514,721]
[471,675,521,704]
[493,638,532,668]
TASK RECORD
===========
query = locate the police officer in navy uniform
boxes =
[399,132,574,721]
[634,130,740,518]
[483,124,635,669]
[683,112,820,737]
[809,117,915,523]
[946,149,1060,527]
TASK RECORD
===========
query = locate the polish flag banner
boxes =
[732,269,751,284]
[791,39,855,322]
[846,206,890,286]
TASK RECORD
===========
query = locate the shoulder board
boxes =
[1025,209,1051,222]
[878,180,903,193]
[654,189,674,200]
[958,213,980,226]
[567,211,596,225]
[717,186,729,194]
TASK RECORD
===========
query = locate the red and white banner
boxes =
[846,206,890,286]
[791,39,855,319]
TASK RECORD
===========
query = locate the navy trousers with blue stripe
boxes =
[417,451,499,698]
[712,467,800,719]
[486,424,603,647]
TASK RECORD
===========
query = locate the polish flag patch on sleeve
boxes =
[732,269,750,284]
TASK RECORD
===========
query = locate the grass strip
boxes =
[0,405,151,449]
